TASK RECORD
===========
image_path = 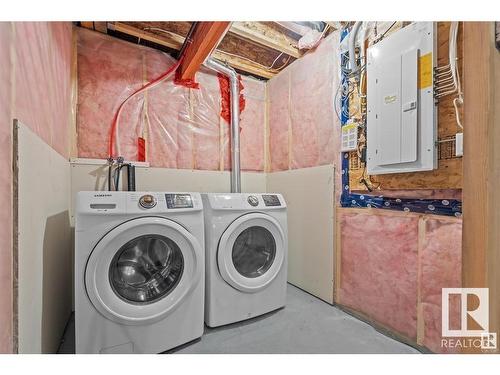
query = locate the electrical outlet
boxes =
[455,133,463,157]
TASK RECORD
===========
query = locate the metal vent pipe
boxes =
[204,58,241,193]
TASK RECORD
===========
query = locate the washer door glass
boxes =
[232,226,276,278]
[109,234,184,304]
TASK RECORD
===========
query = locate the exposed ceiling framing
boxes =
[176,22,230,84]
[229,22,301,58]
[78,21,335,80]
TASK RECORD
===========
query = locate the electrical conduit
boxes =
[349,22,362,74]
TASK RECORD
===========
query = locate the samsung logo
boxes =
[94,194,112,197]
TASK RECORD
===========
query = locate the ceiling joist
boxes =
[229,22,301,58]
[101,22,275,79]
[176,22,231,84]
[110,22,184,50]
[81,21,304,79]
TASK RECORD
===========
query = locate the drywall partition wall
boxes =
[267,165,335,303]
[336,208,462,353]
[15,122,72,354]
[0,22,73,353]
[69,161,267,222]
[0,22,14,354]
[76,28,266,171]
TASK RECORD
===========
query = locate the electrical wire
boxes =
[216,50,291,73]
[434,22,463,130]
[108,160,113,191]
[376,21,397,43]
[108,59,181,158]
[269,52,285,69]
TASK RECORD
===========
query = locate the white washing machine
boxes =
[202,193,287,327]
[75,191,204,353]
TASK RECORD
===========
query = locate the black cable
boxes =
[127,164,136,191]
[115,162,136,191]
[107,158,114,191]
[115,166,120,191]
[113,157,125,191]
[115,164,122,191]
[377,21,397,43]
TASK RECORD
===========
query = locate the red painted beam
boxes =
[176,22,230,87]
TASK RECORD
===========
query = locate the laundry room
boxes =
[1,2,500,369]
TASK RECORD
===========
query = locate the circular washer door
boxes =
[217,213,285,293]
[85,217,202,325]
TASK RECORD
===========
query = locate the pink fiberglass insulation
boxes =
[0,22,13,354]
[77,28,147,162]
[289,35,338,169]
[143,48,188,168]
[239,77,266,171]
[77,28,265,171]
[338,210,419,340]
[420,217,462,353]
[192,68,223,170]
[267,32,341,173]
[267,70,290,171]
[14,22,73,158]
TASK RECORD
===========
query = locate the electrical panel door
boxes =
[367,22,437,175]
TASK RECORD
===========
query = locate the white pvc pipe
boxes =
[204,58,241,193]
[349,22,362,74]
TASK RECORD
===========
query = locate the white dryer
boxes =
[202,193,287,327]
[75,191,204,353]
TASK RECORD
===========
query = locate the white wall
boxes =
[16,122,72,353]
[267,165,336,304]
[70,162,267,223]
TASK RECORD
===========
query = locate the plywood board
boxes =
[349,22,463,191]
[15,122,71,354]
[267,164,335,304]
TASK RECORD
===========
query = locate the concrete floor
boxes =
[58,284,419,354]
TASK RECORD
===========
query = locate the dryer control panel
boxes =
[166,193,194,209]
[204,193,286,210]
[262,194,281,207]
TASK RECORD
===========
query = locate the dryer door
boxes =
[217,213,285,293]
[85,217,202,325]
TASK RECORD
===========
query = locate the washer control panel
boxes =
[166,193,194,209]
[139,194,157,209]
[262,194,281,207]
[247,195,259,207]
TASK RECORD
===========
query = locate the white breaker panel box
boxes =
[366,22,437,175]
